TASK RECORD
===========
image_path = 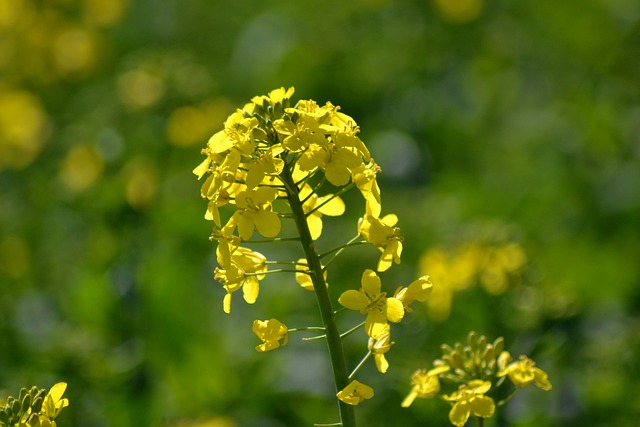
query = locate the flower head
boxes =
[498,355,552,391]
[338,269,404,338]
[252,319,288,352]
[358,214,403,272]
[336,380,374,406]
[444,380,495,427]
[215,246,267,313]
[401,366,449,408]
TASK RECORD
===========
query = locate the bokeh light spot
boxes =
[0,89,50,169]
[433,0,483,23]
[59,144,105,192]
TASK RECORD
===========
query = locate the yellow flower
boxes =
[338,269,404,338]
[231,187,281,240]
[41,382,69,420]
[215,246,267,313]
[297,137,363,187]
[497,355,552,391]
[336,380,374,406]
[273,115,327,152]
[368,330,394,373]
[358,214,403,272]
[394,275,432,311]
[444,380,495,427]
[401,366,449,407]
[299,184,345,240]
[252,319,288,352]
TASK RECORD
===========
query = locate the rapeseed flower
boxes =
[338,269,404,338]
[498,355,552,391]
[252,319,288,352]
[336,380,374,406]
[444,380,495,427]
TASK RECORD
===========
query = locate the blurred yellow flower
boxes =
[401,366,449,407]
[59,144,104,192]
[0,89,50,169]
[444,380,495,427]
[252,319,288,352]
[336,380,374,406]
[498,355,552,391]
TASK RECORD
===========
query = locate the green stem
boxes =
[340,321,365,339]
[281,160,356,427]
[475,416,484,427]
[348,351,372,380]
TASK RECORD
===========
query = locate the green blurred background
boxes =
[1,0,639,426]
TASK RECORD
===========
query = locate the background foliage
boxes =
[1,0,639,426]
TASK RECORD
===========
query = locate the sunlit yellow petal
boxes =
[338,290,368,311]
[255,210,281,238]
[385,298,405,323]
[449,401,471,427]
[471,396,495,418]
[306,213,323,240]
[361,269,381,296]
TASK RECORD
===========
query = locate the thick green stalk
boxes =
[281,163,356,427]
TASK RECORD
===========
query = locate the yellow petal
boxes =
[223,293,232,313]
[325,162,351,186]
[237,214,255,241]
[255,210,281,238]
[306,213,323,240]
[316,194,345,216]
[243,278,259,304]
[449,401,471,427]
[385,298,405,323]
[48,383,68,404]
[361,269,381,296]
[338,290,368,311]
[374,353,389,374]
[534,368,553,391]
[470,396,495,418]
[193,157,211,179]
[401,389,418,408]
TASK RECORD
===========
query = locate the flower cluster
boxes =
[0,383,69,427]
[194,88,433,423]
[419,241,527,322]
[194,87,385,314]
[402,332,551,426]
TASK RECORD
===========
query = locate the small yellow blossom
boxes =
[498,355,552,391]
[252,319,288,352]
[336,380,374,406]
[368,330,394,373]
[215,246,267,313]
[358,214,403,272]
[231,187,281,240]
[401,366,450,407]
[338,269,404,338]
[444,380,495,427]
